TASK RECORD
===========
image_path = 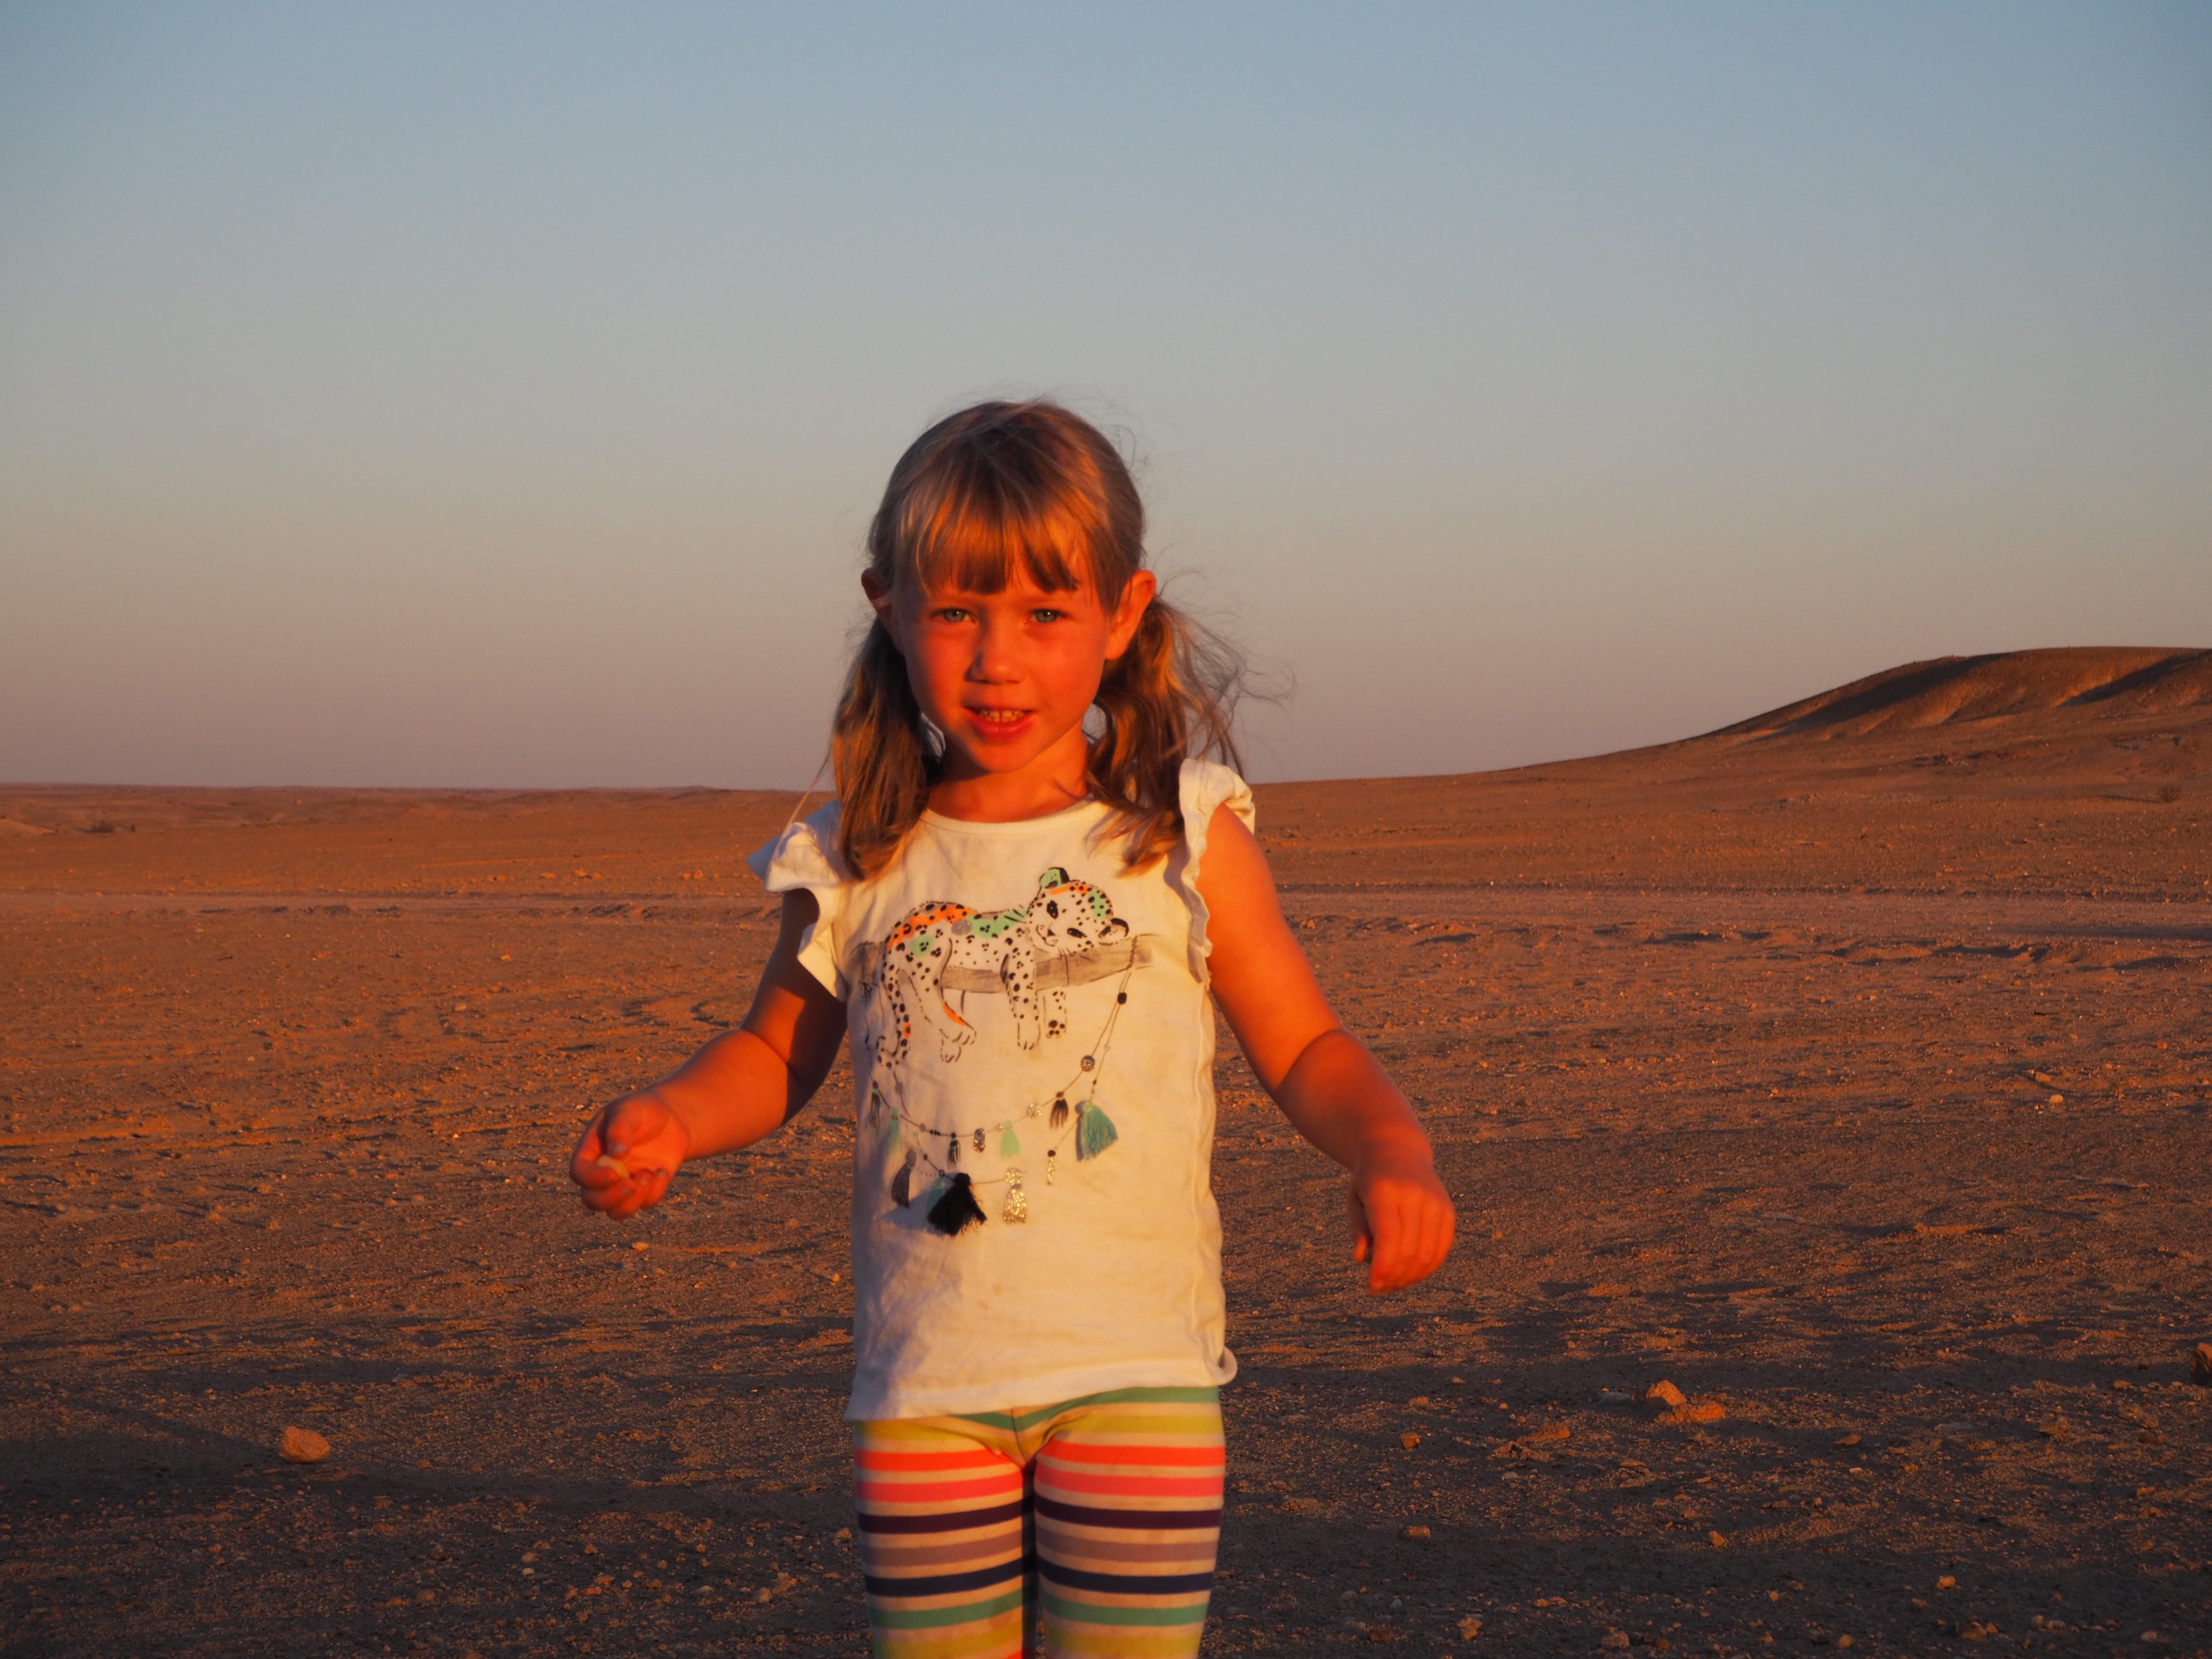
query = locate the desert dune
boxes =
[2,646,2208,1656]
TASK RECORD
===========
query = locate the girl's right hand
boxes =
[570,1093,691,1220]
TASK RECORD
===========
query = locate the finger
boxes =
[591,1160,673,1220]
[576,1171,636,1213]
[1386,1197,1436,1289]
[1402,1196,1456,1289]
[1365,1190,1408,1292]
[569,1113,611,1181]
[1346,1187,1372,1263]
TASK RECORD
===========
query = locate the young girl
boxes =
[571,401,1455,1658]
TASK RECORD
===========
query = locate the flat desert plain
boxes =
[4,646,2211,1658]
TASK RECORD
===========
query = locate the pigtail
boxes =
[832,619,937,878]
[1087,596,1247,869]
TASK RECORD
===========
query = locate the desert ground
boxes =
[3,645,2209,1658]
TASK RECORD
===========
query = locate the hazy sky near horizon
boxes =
[4,3,2208,789]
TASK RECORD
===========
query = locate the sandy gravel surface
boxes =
[4,651,2210,1657]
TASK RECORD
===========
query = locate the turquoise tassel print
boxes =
[1000,1127,1021,1157]
[1076,1099,1118,1161]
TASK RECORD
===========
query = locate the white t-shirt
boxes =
[747,759,1252,1420]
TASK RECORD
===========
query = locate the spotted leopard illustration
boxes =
[867,867,1131,1062]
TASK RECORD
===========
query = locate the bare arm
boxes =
[1194,806,1456,1292]
[569,890,848,1219]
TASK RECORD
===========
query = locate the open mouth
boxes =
[966,707,1034,731]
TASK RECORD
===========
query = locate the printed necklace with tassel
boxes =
[873,959,1135,1237]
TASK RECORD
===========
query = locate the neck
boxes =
[927,731,1093,823]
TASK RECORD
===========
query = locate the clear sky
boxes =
[4,3,2207,788]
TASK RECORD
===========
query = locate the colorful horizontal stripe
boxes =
[854,1390,1222,1659]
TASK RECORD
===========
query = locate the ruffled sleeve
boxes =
[745,800,852,999]
[1172,758,1257,984]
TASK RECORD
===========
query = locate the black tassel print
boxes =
[1049,1094,1069,1131]
[926,1172,987,1237]
[946,1131,960,1168]
[890,1148,916,1209]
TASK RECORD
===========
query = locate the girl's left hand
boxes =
[1348,1143,1455,1293]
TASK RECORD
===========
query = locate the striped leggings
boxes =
[853,1386,1224,1659]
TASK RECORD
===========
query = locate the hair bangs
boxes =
[903,482,1098,599]
[898,451,1113,600]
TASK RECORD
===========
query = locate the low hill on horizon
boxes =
[1710,645,2212,741]
[1260,646,2210,895]
[3,647,2207,899]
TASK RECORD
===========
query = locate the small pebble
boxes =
[278,1426,330,1464]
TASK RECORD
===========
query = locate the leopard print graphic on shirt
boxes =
[864,867,1132,1064]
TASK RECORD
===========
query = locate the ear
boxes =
[861,570,903,652]
[1103,570,1157,662]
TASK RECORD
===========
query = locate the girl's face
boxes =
[865,563,1156,793]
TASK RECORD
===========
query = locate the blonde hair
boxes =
[831,400,1247,878]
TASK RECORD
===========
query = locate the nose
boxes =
[968,611,1022,683]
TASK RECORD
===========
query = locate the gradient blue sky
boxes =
[4,3,2207,787]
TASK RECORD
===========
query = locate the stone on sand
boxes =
[1458,1615,1483,1640]
[1400,1431,1420,1450]
[1644,1380,1687,1408]
[279,1426,330,1463]
[1660,1400,1725,1424]
[1400,1524,1431,1540]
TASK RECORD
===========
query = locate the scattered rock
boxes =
[1599,1389,1633,1405]
[1401,1432,1421,1450]
[1936,1576,1956,1589]
[1602,1631,1631,1649]
[278,1426,330,1463]
[1400,1524,1432,1540]
[1644,1380,1687,1409]
[1283,1495,1322,1514]
[1708,1530,1728,1548]
[1458,1615,1484,1640]
[1833,1433,1861,1446]
[1659,1401,1725,1425]
[2191,1344,2212,1387]
[1587,1283,1632,1298]
[1364,1626,1396,1643]
[2036,1417,2072,1440]
[1528,1422,1571,1443]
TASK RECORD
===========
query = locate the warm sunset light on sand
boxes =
[5,649,2209,1653]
